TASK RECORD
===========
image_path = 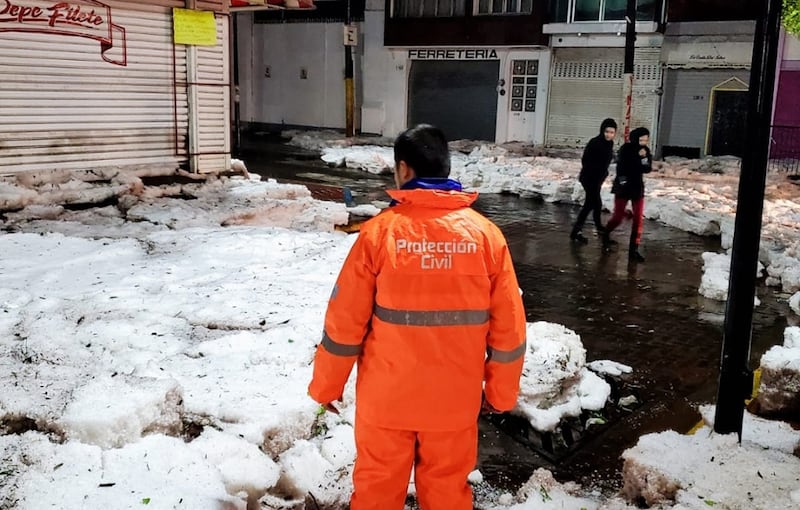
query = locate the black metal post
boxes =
[344,0,355,137]
[624,0,636,74]
[622,0,636,140]
[714,0,783,438]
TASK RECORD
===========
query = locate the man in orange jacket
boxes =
[308,124,527,509]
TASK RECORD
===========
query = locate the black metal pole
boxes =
[714,0,783,438]
[344,0,355,137]
[622,0,636,140]
[624,0,636,74]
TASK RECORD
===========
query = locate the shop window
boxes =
[548,0,660,23]
[392,0,466,17]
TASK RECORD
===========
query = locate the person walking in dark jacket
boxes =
[570,118,617,244]
[602,127,652,262]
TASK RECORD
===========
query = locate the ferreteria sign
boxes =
[0,0,127,66]
[408,49,499,60]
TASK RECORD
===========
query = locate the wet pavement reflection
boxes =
[240,138,794,493]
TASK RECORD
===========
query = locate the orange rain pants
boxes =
[350,416,478,510]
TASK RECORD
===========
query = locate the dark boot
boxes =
[570,229,588,244]
[629,244,645,262]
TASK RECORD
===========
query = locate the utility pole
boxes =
[343,0,356,137]
[622,0,636,141]
[714,0,783,438]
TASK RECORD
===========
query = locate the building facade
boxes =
[0,0,232,176]
[656,0,759,158]
[772,30,800,162]
[543,0,665,148]
[359,0,551,144]
[233,0,364,133]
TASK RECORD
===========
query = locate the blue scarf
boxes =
[390,177,463,206]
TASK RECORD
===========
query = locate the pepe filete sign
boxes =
[0,0,127,66]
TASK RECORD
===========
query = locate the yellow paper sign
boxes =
[173,8,218,46]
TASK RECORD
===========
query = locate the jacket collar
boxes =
[386,188,478,209]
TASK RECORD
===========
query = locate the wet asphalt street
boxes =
[238,137,794,493]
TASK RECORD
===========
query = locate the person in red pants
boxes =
[308,124,527,509]
[602,127,652,262]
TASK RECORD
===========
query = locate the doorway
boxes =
[408,60,500,141]
[706,77,749,157]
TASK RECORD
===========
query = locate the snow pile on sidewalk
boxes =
[754,326,800,417]
[1,176,350,235]
[791,292,800,316]
[515,322,614,432]
[321,146,395,175]
[621,407,800,509]
[0,180,360,508]
[698,251,763,305]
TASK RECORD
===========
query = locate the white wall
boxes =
[361,4,405,136]
[237,13,359,129]
[785,32,800,61]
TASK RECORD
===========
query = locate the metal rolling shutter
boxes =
[631,47,662,143]
[546,48,624,147]
[0,0,189,176]
[191,14,232,173]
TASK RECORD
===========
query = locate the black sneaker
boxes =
[570,232,589,244]
[601,231,616,251]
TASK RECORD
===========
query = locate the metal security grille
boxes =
[552,62,624,80]
[0,0,190,175]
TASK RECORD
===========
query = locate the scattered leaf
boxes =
[704,500,716,507]
[539,485,551,502]
[142,498,151,505]
[53,463,64,471]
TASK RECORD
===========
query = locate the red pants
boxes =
[606,196,645,245]
[350,416,477,510]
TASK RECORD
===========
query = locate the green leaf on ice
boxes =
[704,500,716,507]
[142,498,151,505]
[539,485,551,502]
[315,405,326,416]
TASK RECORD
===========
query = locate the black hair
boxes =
[629,127,650,144]
[600,118,618,134]
[393,124,451,178]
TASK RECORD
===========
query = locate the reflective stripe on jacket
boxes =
[308,188,526,431]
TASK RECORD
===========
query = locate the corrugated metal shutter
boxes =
[0,0,190,176]
[546,48,624,147]
[631,47,662,144]
[191,14,232,173]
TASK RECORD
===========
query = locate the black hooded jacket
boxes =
[613,127,652,200]
[579,118,617,186]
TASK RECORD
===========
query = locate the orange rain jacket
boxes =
[308,188,526,431]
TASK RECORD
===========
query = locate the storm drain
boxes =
[488,373,645,463]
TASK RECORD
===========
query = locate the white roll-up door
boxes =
[546,48,624,147]
[631,47,662,143]
[546,47,663,148]
[191,14,231,173]
[0,0,190,176]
